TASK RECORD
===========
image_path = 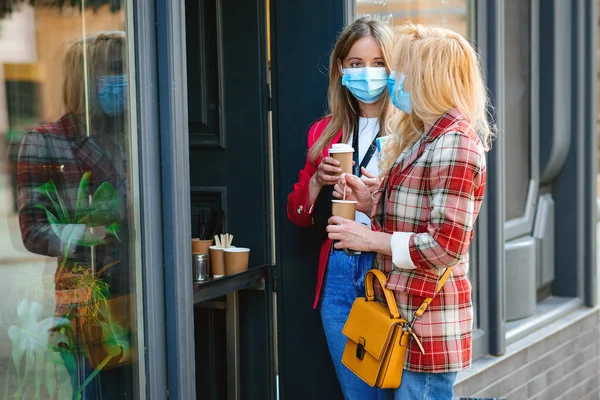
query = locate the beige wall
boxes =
[0,5,37,133]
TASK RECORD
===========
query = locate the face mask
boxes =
[388,71,412,113]
[341,67,388,104]
[97,74,128,117]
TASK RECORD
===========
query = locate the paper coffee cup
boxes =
[329,144,354,175]
[209,245,235,278]
[192,239,213,255]
[331,200,357,220]
[224,247,250,275]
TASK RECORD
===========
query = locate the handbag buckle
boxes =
[356,337,366,360]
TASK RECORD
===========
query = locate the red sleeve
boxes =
[286,119,328,227]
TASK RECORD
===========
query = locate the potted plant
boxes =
[33,171,120,329]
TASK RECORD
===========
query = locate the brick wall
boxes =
[454,309,600,399]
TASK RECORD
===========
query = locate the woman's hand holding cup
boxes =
[311,157,343,187]
[333,173,373,215]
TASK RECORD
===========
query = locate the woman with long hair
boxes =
[287,18,394,400]
[328,24,492,399]
[18,31,132,399]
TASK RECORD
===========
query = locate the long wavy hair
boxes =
[380,24,495,174]
[62,31,126,117]
[308,18,394,163]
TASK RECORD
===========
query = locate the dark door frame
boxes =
[155,0,196,399]
[132,0,170,398]
[138,0,276,398]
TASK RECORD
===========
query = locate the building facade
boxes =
[0,0,597,399]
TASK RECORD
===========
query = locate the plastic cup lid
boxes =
[223,247,250,253]
[329,143,354,154]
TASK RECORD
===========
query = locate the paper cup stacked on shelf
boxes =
[192,238,213,255]
[210,234,249,277]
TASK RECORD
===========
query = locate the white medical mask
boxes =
[387,71,412,113]
[341,67,389,104]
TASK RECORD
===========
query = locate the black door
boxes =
[270,1,347,399]
[185,0,275,399]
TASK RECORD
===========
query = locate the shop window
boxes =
[503,0,533,223]
[354,0,472,37]
[0,3,143,398]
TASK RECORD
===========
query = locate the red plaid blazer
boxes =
[372,109,487,373]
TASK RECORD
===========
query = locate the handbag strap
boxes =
[365,267,453,323]
[365,269,400,319]
[412,268,453,321]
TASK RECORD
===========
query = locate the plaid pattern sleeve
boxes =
[17,126,77,258]
[408,131,486,270]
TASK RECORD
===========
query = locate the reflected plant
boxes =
[5,300,75,400]
[4,297,134,400]
[6,173,134,397]
[33,171,121,266]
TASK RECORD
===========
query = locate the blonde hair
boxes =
[308,18,394,163]
[381,24,494,173]
[62,31,126,116]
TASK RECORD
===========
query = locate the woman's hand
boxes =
[311,157,343,187]
[326,216,374,252]
[333,174,373,214]
[360,167,382,194]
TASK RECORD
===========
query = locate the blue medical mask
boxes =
[388,71,412,113]
[341,67,389,104]
[97,74,128,117]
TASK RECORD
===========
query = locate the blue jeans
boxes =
[378,370,458,400]
[320,250,378,400]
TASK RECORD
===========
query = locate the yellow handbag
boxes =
[341,268,452,389]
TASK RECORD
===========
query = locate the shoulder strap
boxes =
[352,123,380,177]
[412,268,453,321]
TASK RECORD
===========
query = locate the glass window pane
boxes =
[504,0,531,221]
[355,0,470,37]
[0,3,142,398]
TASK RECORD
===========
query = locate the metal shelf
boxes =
[193,264,271,304]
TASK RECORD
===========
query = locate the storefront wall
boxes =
[0,0,598,399]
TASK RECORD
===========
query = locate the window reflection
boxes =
[0,4,139,399]
[355,0,470,38]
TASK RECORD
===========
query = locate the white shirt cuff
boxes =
[390,232,417,270]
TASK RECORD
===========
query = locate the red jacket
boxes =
[286,116,342,309]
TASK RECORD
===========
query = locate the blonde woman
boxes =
[328,24,491,399]
[287,18,393,399]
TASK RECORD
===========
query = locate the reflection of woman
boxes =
[17,31,132,399]
[287,18,393,400]
[328,25,491,399]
